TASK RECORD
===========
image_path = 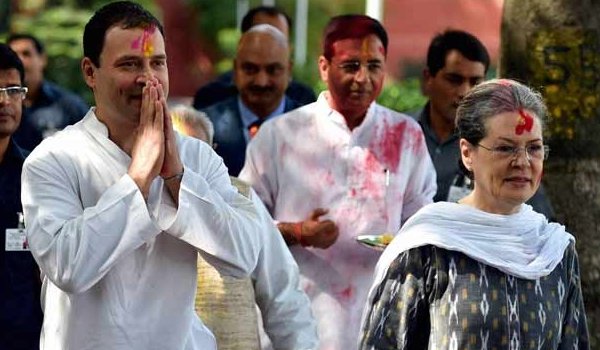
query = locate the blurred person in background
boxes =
[8,33,88,150]
[0,43,43,350]
[200,24,300,176]
[192,5,315,110]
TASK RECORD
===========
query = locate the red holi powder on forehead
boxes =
[360,37,385,57]
[497,79,513,86]
[131,25,156,57]
[361,38,369,55]
[515,109,534,135]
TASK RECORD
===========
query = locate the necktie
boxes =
[248,120,263,139]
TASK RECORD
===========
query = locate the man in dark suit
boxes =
[0,43,43,350]
[192,6,315,110]
[201,24,299,176]
[8,34,88,151]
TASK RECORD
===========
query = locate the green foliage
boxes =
[8,6,94,103]
[377,78,427,113]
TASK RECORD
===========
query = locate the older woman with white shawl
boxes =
[359,79,589,349]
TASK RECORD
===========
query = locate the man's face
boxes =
[234,31,290,118]
[424,49,486,125]
[82,25,168,126]
[319,34,386,120]
[8,38,46,88]
[0,69,24,138]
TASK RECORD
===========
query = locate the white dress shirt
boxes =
[240,92,436,349]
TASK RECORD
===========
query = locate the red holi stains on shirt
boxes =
[369,120,407,170]
[516,109,534,135]
[360,152,383,196]
[339,286,353,300]
[323,170,335,187]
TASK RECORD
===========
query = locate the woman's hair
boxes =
[455,79,548,177]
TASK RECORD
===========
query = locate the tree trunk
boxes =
[500,1,600,345]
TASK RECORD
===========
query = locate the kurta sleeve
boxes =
[359,246,436,349]
[155,141,262,277]
[558,243,590,349]
[238,123,279,215]
[21,154,161,294]
[249,189,318,349]
[400,123,436,222]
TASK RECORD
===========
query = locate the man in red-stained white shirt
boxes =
[240,15,436,350]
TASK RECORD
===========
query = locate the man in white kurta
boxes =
[21,2,262,349]
[22,111,261,349]
[240,15,436,349]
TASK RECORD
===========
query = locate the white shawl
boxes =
[363,202,574,325]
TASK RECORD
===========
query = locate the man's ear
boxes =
[286,59,293,83]
[422,68,432,96]
[318,56,329,83]
[81,57,96,89]
[232,58,241,89]
[459,138,473,172]
[41,53,48,70]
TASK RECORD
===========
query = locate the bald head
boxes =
[238,24,288,53]
[234,24,291,119]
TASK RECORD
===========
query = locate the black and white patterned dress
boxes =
[360,242,589,349]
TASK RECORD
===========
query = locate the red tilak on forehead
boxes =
[515,109,534,135]
[497,79,512,86]
[131,25,156,57]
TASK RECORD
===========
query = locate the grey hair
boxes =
[456,79,547,144]
[170,104,214,145]
[455,78,548,177]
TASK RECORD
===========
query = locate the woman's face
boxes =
[460,110,545,214]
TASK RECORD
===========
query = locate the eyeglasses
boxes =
[0,86,28,101]
[477,143,549,161]
[336,60,383,74]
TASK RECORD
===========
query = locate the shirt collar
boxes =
[237,96,286,130]
[2,138,28,164]
[419,102,458,145]
[317,91,377,131]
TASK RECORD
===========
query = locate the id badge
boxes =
[5,228,30,251]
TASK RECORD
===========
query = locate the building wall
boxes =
[156,0,215,100]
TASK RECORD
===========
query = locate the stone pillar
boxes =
[500,0,600,343]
